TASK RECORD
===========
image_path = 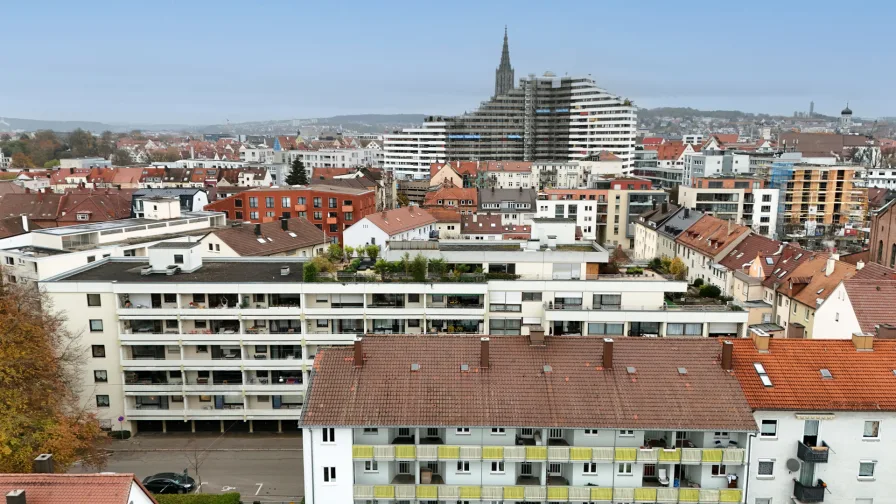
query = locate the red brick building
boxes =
[204,184,375,244]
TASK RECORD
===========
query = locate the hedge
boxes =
[154,493,240,504]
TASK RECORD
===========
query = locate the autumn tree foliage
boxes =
[0,282,108,472]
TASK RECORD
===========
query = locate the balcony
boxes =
[793,480,825,503]
[341,204,353,212]
[352,485,741,503]
[797,441,830,463]
[326,217,337,224]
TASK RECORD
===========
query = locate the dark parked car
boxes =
[142,473,196,494]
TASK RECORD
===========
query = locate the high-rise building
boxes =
[494,26,514,98]
[809,100,814,117]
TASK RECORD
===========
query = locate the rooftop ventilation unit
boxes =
[165,265,180,276]
[140,266,153,276]
[280,266,290,276]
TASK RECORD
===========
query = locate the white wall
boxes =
[812,283,862,339]
[128,481,157,504]
[342,219,390,249]
[304,427,354,504]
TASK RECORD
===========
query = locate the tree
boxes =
[285,158,308,186]
[699,284,721,298]
[397,193,410,207]
[43,159,60,168]
[365,244,380,262]
[110,149,133,166]
[10,152,35,168]
[0,281,108,472]
[302,262,319,283]
[67,129,98,158]
[669,257,687,280]
[428,257,447,277]
[373,259,390,281]
[343,246,355,260]
[326,243,344,263]
[309,256,335,274]
[400,252,411,275]
[409,253,428,282]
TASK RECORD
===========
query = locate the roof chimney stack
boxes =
[751,329,770,352]
[32,454,53,474]
[602,338,613,369]
[825,256,835,276]
[5,490,25,504]
[480,337,490,369]
[876,323,896,339]
[684,208,690,218]
[353,337,364,367]
[528,328,545,346]
[856,260,865,271]
[721,340,733,371]
[281,217,289,231]
[254,224,261,236]
[852,332,874,351]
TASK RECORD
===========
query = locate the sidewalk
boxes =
[109,432,303,452]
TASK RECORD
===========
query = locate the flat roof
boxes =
[52,258,306,283]
[35,211,223,236]
[149,241,203,249]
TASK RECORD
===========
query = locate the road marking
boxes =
[222,486,237,492]
[255,483,264,496]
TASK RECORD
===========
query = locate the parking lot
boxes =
[71,433,304,502]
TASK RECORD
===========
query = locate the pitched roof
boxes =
[0,473,157,504]
[674,215,750,257]
[729,338,896,411]
[425,207,462,223]
[363,206,436,236]
[479,188,537,206]
[423,186,477,207]
[460,214,530,236]
[844,279,896,333]
[638,203,679,227]
[482,161,532,173]
[641,137,664,145]
[210,218,326,256]
[759,244,820,289]
[719,234,782,272]
[776,256,856,307]
[657,207,703,239]
[651,142,690,161]
[301,336,757,431]
[711,134,739,144]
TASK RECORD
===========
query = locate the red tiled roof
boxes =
[425,207,462,223]
[429,161,483,178]
[711,134,739,144]
[674,215,750,258]
[482,161,532,173]
[312,167,353,179]
[301,336,757,431]
[460,214,529,235]
[0,473,157,504]
[423,186,477,207]
[652,143,690,161]
[719,235,782,272]
[776,256,856,307]
[641,137,664,145]
[760,244,821,289]
[364,206,436,236]
[209,218,326,256]
[730,338,896,411]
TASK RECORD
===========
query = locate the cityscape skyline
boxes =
[1,0,892,124]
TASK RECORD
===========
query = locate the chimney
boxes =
[32,454,53,474]
[480,337,490,369]
[602,338,613,369]
[20,215,28,232]
[472,214,477,223]
[825,256,835,276]
[280,217,289,231]
[684,208,690,218]
[751,329,770,352]
[5,490,25,504]
[721,341,733,371]
[876,324,896,339]
[662,202,668,213]
[353,337,363,367]
[24,187,30,194]
[852,332,874,351]
[856,260,865,271]
[727,219,732,235]
[381,210,387,220]
[652,200,657,210]
[528,328,545,346]
[254,224,261,236]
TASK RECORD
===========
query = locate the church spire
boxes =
[494,26,514,98]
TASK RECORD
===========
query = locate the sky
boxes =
[1,0,894,125]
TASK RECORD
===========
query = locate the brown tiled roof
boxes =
[423,186,477,207]
[460,214,530,236]
[760,244,820,289]
[776,256,856,307]
[0,473,157,504]
[209,218,326,256]
[674,215,750,258]
[719,235,782,272]
[730,338,896,411]
[301,336,757,431]
[364,206,436,236]
[838,249,869,266]
[711,134,738,144]
[844,279,896,333]
[482,161,532,173]
[425,207,462,223]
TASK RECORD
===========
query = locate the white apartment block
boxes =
[532,162,587,189]
[566,79,638,168]
[277,148,383,170]
[300,336,754,504]
[240,145,275,163]
[384,124,447,181]
[683,152,750,186]
[60,157,111,169]
[535,199,604,241]
[682,133,704,145]
[484,167,534,189]
[864,167,896,189]
[678,185,779,238]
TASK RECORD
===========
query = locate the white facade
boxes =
[683,153,750,186]
[60,157,111,169]
[240,145,275,163]
[682,133,704,145]
[535,200,600,240]
[485,169,534,189]
[634,220,660,261]
[532,162,585,189]
[865,167,896,189]
[278,148,383,170]
[383,123,447,180]
[565,78,638,169]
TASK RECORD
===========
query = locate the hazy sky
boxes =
[1,0,891,124]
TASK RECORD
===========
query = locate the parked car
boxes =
[142,472,196,494]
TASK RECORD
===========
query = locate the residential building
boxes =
[632,148,680,188]
[300,335,755,504]
[730,334,896,504]
[478,187,537,225]
[775,256,857,339]
[674,215,751,290]
[482,161,534,189]
[820,263,896,339]
[59,157,111,169]
[460,214,530,240]
[397,180,429,206]
[682,151,750,186]
[633,203,679,261]
[536,189,608,241]
[427,208,462,239]
[864,166,896,189]
[383,124,447,181]
[199,217,326,258]
[310,168,395,212]
[605,186,667,249]
[422,183,478,215]
[532,161,587,190]
[342,206,437,249]
[682,133,704,145]
[131,188,209,218]
[713,234,783,298]
[0,466,158,504]
[277,148,383,171]
[655,208,703,260]
[779,131,880,166]
[204,185,376,244]
[0,188,133,228]
[678,177,778,238]
[429,161,483,189]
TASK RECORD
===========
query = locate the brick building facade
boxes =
[870,199,896,268]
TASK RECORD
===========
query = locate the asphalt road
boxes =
[71,436,304,502]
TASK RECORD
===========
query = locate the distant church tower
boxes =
[494,26,514,98]
[840,103,853,133]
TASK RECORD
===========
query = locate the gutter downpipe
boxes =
[744,431,756,504]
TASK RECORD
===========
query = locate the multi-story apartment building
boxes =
[654,207,703,260]
[674,215,751,290]
[677,177,779,238]
[275,147,384,171]
[41,237,748,435]
[478,188,537,225]
[632,148,681,188]
[730,333,896,504]
[633,203,680,261]
[300,335,755,504]
[482,161,534,189]
[536,189,608,241]
[606,186,667,249]
[770,163,866,237]
[682,151,750,186]
[204,185,376,244]
[383,124,447,180]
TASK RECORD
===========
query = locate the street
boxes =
[71,434,304,502]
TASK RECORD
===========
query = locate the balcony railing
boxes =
[797,441,830,463]
[793,480,825,502]
[353,485,741,503]
[543,303,739,312]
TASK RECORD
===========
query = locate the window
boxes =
[363,428,378,434]
[583,462,597,474]
[298,197,306,205]
[617,462,633,475]
[96,395,110,407]
[344,212,353,221]
[174,254,184,264]
[760,420,777,437]
[93,370,107,383]
[584,429,599,435]
[757,459,774,477]
[711,464,727,476]
[491,461,505,473]
[456,461,470,473]
[322,467,335,483]
[281,197,290,208]
[491,427,505,434]
[588,323,624,335]
[456,427,470,435]
[863,421,880,439]
[249,197,258,208]
[408,294,420,303]
[92,345,105,358]
[329,224,337,233]
[86,294,101,306]
[89,320,103,332]
[249,212,258,220]
[859,461,876,478]
[329,198,337,208]
[619,429,634,436]
[522,292,542,302]
[313,212,322,220]
[87,256,96,263]
[313,197,322,208]
[234,199,243,208]
[364,461,378,472]
[3,257,11,265]
[264,197,274,208]
[322,427,335,443]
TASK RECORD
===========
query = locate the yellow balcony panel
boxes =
[459,486,481,499]
[504,486,525,500]
[352,445,373,459]
[373,485,394,499]
[658,448,681,462]
[615,447,637,461]
[548,486,568,500]
[482,446,504,460]
[570,447,592,461]
[719,489,742,503]
[635,487,657,502]
[679,488,699,502]
[438,445,460,459]
[416,485,438,499]
[591,487,613,500]
[481,486,502,500]
[526,446,547,460]
[702,448,723,464]
[395,445,416,460]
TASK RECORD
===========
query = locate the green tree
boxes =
[343,246,355,260]
[110,149,133,166]
[68,128,97,158]
[373,259,390,281]
[669,257,687,280]
[400,252,410,275]
[10,152,35,168]
[409,253,428,282]
[428,257,447,277]
[97,131,115,159]
[397,193,410,207]
[699,284,721,298]
[43,159,60,168]
[302,262,319,282]
[309,256,335,274]
[326,243,344,263]
[285,157,308,185]
[365,244,380,261]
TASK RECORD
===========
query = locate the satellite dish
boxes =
[786,458,801,472]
